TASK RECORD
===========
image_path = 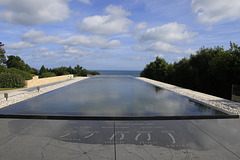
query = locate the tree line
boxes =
[141,42,240,100]
[0,42,100,88]
[39,64,100,78]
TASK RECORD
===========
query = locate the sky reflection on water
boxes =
[0,76,226,116]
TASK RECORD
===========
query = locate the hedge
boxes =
[0,72,26,88]
[6,68,33,80]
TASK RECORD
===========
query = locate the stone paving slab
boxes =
[0,119,239,160]
[137,77,240,115]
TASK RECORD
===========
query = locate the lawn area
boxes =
[0,88,20,91]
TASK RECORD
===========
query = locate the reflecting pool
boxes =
[0,75,228,116]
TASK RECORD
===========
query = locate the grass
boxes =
[0,88,21,91]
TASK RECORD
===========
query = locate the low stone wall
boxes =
[25,75,74,88]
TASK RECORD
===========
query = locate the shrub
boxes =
[39,72,56,78]
[0,65,7,72]
[88,71,100,75]
[0,72,25,88]
[0,67,33,80]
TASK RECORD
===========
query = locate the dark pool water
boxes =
[0,75,227,116]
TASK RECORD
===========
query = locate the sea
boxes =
[96,70,141,77]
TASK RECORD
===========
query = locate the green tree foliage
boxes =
[0,42,6,65]
[39,72,56,78]
[0,65,7,72]
[67,66,75,74]
[6,55,25,70]
[7,68,33,80]
[140,57,168,81]
[0,72,25,88]
[6,55,37,74]
[31,68,39,75]
[72,65,100,76]
[74,65,83,76]
[38,64,100,78]
[0,65,32,80]
[141,42,240,100]
[88,71,100,76]
[39,65,47,75]
[52,66,70,76]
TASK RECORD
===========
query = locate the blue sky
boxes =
[0,0,240,70]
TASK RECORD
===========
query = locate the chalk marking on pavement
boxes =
[135,133,141,141]
[60,132,70,138]
[120,133,124,140]
[110,134,115,141]
[168,133,176,144]
[84,133,94,139]
[147,133,151,141]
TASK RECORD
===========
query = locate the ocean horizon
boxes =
[95,70,141,77]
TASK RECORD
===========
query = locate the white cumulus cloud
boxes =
[32,48,59,59]
[43,51,59,57]
[191,0,240,24]
[21,29,45,40]
[63,46,94,57]
[78,5,132,35]
[0,0,70,25]
[135,42,181,53]
[61,35,121,49]
[5,42,34,49]
[78,0,91,5]
[105,4,131,16]
[138,22,197,43]
[127,56,147,61]
[21,29,61,44]
[135,22,147,31]
[18,29,121,50]
[135,42,194,55]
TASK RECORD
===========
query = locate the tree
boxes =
[0,42,6,65]
[88,71,100,75]
[140,57,168,82]
[74,65,83,76]
[140,42,240,100]
[31,68,39,75]
[39,72,56,78]
[6,55,37,75]
[67,66,75,74]
[52,66,69,76]
[6,55,26,70]
[39,65,47,75]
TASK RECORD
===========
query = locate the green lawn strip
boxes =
[0,88,22,91]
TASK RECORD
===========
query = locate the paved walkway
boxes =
[0,88,26,99]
